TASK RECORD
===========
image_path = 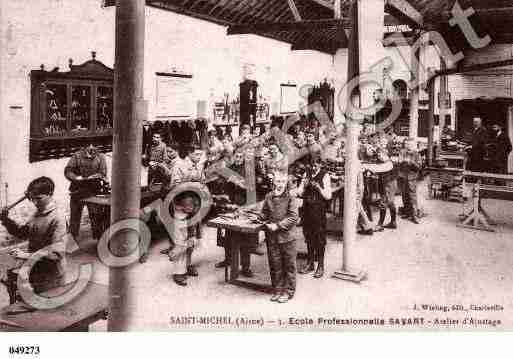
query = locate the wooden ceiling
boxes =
[390,0,513,52]
[104,0,513,55]
[105,0,353,54]
[148,0,353,54]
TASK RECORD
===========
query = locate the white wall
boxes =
[446,44,513,171]
[447,44,513,121]
[143,6,334,120]
[0,0,116,213]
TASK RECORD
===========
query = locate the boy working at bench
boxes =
[0,177,67,296]
[260,171,299,304]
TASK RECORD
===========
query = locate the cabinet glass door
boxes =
[44,84,68,136]
[96,86,113,132]
[71,85,91,134]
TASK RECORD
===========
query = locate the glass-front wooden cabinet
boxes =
[30,52,113,162]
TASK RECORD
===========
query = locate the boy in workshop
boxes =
[260,171,299,304]
[399,138,421,224]
[64,143,108,242]
[0,177,67,295]
[215,151,256,276]
[168,191,202,286]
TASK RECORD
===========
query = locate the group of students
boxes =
[139,118,334,303]
[356,131,422,236]
[0,116,424,305]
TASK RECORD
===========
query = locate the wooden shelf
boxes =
[31,131,112,141]
[213,123,239,127]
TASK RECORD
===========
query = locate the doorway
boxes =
[456,98,513,173]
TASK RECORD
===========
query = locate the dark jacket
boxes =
[468,126,488,171]
[471,126,488,150]
[399,149,421,180]
[227,162,246,206]
[491,131,512,161]
[260,190,299,244]
[64,148,107,197]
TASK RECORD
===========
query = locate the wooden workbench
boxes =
[0,282,108,332]
[207,215,272,293]
[427,166,465,201]
[81,186,165,238]
[458,171,513,232]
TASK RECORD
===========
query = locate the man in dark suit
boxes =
[489,123,512,174]
[467,117,489,172]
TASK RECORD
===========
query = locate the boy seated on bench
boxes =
[0,177,67,296]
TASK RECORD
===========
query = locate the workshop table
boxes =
[81,185,165,239]
[0,282,108,331]
[207,215,270,292]
[458,171,513,232]
[426,166,465,201]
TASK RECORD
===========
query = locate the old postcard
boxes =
[0,0,512,338]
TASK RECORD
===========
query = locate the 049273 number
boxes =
[8,346,40,355]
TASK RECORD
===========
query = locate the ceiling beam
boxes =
[208,0,232,16]
[291,42,339,54]
[216,0,246,18]
[231,0,259,23]
[437,58,513,77]
[384,0,423,29]
[227,18,350,35]
[240,0,273,24]
[287,0,302,21]
[197,1,218,14]
[147,1,232,26]
[259,0,286,22]
[440,6,513,22]
[271,2,294,22]
[309,0,334,10]
[221,0,253,22]
[187,0,204,11]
